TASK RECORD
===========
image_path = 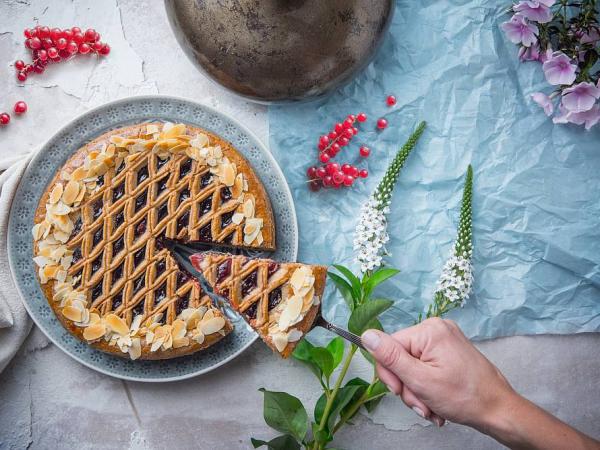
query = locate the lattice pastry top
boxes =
[190,252,326,358]
[32,122,275,360]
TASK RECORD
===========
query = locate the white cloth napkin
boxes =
[0,152,34,373]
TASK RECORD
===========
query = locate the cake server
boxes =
[161,237,365,350]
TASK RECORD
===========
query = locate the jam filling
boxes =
[92,199,103,220]
[112,183,125,203]
[156,156,170,171]
[176,270,189,288]
[114,210,125,229]
[176,210,190,233]
[155,283,167,304]
[135,218,147,238]
[216,259,232,284]
[157,202,169,222]
[156,177,169,196]
[223,232,235,245]
[155,259,166,277]
[200,172,213,188]
[175,293,190,315]
[92,227,103,247]
[267,262,280,279]
[115,160,125,175]
[241,270,258,297]
[268,287,282,311]
[91,282,103,301]
[72,247,82,265]
[220,187,232,203]
[111,290,123,310]
[244,301,258,320]
[97,175,105,188]
[134,191,147,213]
[198,223,212,242]
[71,216,83,237]
[179,188,190,204]
[180,159,193,178]
[137,165,149,185]
[112,263,123,284]
[91,252,103,273]
[112,235,124,256]
[220,211,234,228]
[133,248,145,267]
[133,274,145,294]
[199,195,213,217]
[132,300,145,317]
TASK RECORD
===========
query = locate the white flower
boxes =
[353,196,390,273]
[435,252,474,306]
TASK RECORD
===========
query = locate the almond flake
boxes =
[49,184,64,204]
[200,316,226,335]
[173,337,190,349]
[231,212,244,225]
[62,305,83,322]
[287,329,303,343]
[221,163,236,187]
[242,197,255,218]
[128,338,142,360]
[190,133,209,149]
[193,331,205,345]
[83,321,107,341]
[278,296,303,331]
[272,332,288,353]
[232,173,244,198]
[72,167,87,181]
[256,231,264,246]
[105,314,129,336]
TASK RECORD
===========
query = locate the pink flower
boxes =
[542,52,577,85]
[539,47,553,63]
[502,15,539,47]
[513,0,555,24]
[578,27,600,44]
[531,92,554,115]
[553,103,600,130]
[519,43,541,61]
[561,82,600,113]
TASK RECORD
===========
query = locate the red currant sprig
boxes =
[15,26,110,82]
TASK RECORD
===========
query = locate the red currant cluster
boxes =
[0,101,28,127]
[14,26,110,82]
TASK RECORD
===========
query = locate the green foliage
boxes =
[348,299,393,335]
[258,389,308,442]
[455,164,473,258]
[251,435,302,450]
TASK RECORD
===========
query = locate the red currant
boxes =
[359,169,369,178]
[71,26,81,34]
[50,28,62,41]
[327,131,337,140]
[332,171,344,184]
[56,37,67,50]
[99,43,110,55]
[352,127,359,135]
[73,32,85,44]
[0,113,10,125]
[326,162,340,175]
[319,135,330,146]
[17,71,27,82]
[309,180,321,192]
[38,26,50,39]
[359,146,371,157]
[14,101,27,115]
[343,118,353,129]
[85,28,97,42]
[330,142,341,155]
[316,167,327,178]
[47,47,58,59]
[24,28,34,39]
[351,166,360,178]
[319,152,330,164]
[66,41,78,54]
[357,112,367,123]
[386,95,396,106]
[334,122,344,134]
[307,166,317,179]
[323,175,333,187]
[29,37,42,50]
[341,164,352,174]
[15,60,25,71]
[343,128,354,139]
[63,29,73,40]
[78,43,91,54]
[347,114,356,122]
[377,118,388,130]
[338,137,349,147]
[38,49,48,61]
[42,37,54,49]
[343,175,355,187]
[33,64,45,74]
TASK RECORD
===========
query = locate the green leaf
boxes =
[310,347,334,379]
[364,380,389,413]
[327,272,356,311]
[339,378,370,421]
[292,339,323,380]
[332,265,362,300]
[348,299,393,335]
[259,389,308,441]
[325,385,362,430]
[251,435,301,450]
[311,422,332,446]
[326,337,345,370]
[314,392,327,424]
[363,268,400,298]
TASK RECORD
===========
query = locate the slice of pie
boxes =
[190,252,327,358]
[32,122,275,360]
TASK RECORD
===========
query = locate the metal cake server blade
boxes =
[160,238,243,324]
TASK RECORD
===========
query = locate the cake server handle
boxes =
[314,314,364,350]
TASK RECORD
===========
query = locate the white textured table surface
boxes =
[1,1,599,449]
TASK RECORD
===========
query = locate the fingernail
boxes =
[432,416,445,427]
[361,330,381,351]
[412,406,425,418]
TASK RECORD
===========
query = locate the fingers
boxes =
[362,329,424,383]
[400,385,433,420]
[376,363,403,395]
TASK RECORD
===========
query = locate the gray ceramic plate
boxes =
[7,96,298,382]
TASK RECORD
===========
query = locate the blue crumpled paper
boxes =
[268,0,600,340]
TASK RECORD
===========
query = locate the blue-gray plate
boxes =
[7,96,297,382]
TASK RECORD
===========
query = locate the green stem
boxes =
[314,345,357,448]
[331,375,379,434]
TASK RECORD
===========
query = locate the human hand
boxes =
[361,318,516,429]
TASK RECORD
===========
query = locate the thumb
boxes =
[361,329,423,382]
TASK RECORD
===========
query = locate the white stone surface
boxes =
[0,1,599,449]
